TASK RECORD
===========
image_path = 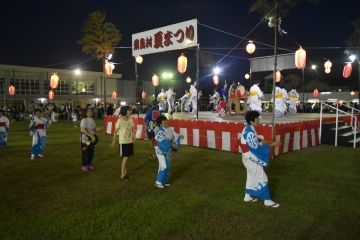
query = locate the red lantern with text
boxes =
[213,75,219,85]
[152,74,159,87]
[246,41,255,54]
[343,63,352,78]
[112,91,117,99]
[142,91,146,99]
[48,90,54,100]
[136,55,143,64]
[105,60,113,76]
[275,71,281,82]
[50,74,59,89]
[177,53,187,74]
[313,89,318,97]
[9,85,15,95]
[295,47,306,69]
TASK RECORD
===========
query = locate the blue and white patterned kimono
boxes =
[29,116,51,154]
[154,126,181,185]
[0,116,10,147]
[240,124,271,200]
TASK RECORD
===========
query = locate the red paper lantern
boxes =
[105,60,113,76]
[343,63,352,78]
[142,91,146,99]
[313,89,318,97]
[295,47,306,69]
[48,90,54,100]
[275,71,281,82]
[177,53,187,74]
[9,85,15,95]
[50,74,59,89]
[246,41,255,54]
[213,75,219,85]
[112,91,117,99]
[136,55,143,64]
[152,74,159,87]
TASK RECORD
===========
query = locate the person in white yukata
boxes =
[287,86,299,115]
[29,108,51,160]
[179,89,190,113]
[273,82,287,117]
[189,82,198,118]
[157,88,167,114]
[154,115,184,188]
[249,80,264,118]
[166,85,176,118]
[0,109,10,147]
[240,111,282,208]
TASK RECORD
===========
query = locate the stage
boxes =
[104,111,358,156]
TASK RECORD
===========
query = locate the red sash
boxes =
[239,142,249,153]
[0,122,5,127]
[35,124,45,129]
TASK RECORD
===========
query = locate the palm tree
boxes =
[77,11,122,110]
[345,17,360,107]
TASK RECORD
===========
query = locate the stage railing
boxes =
[320,102,358,148]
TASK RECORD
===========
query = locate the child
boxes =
[111,106,136,181]
[216,97,227,116]
[72,109,78,128]
[144,100,161,159]
[239,111,282,208]
[154,115,184,188]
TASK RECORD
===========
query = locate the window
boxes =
[44,80,69,96]
[10,79,39,95]
[71,81,94,96]
[0,78,4,95]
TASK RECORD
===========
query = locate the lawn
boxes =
[1,118,360,239]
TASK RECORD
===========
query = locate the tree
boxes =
[345,17,360,107]
[77,11,121,112]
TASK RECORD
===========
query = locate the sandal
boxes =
[126,173,132,178]
[121,175,129,181]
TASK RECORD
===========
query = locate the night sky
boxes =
[1,0,359,93]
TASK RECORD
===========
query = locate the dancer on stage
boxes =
[287,86,299,115]
[179,89,190,113]
[157,87,167,115]
[249,80,264,118]
[166,85,176,118]
[240,110,282,208]
[29,108,51,160]
[144,100,161,159]
[154,115,184,188]
[273,83,287,117]
[221,83,228,103]
[0,109,10,147]
[215,97,227,117]
[189,81,198,118]
[210,89,220,112]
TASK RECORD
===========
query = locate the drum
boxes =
[236,85,246,97]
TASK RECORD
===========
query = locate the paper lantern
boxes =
[213,75,219,85]
[245,74,250,79]
[48,90,54,100]
[50,74,59,89]
[343,63,352,78]
[350,90,355,96]
[324,60,332,69]
[246,41,255,54]
[152,74,159,87]
[186,77,191,83]
[82,88,86,92]
[275,71,281,82]
[110,63,115,70]
[136,55,143,64]
[313,89,318,97]
[104,60,113,76]
[295,47,306,69]
[112,91,117,99]
[325,68,331,74]
[9,85,15,95]
[142,91,146,99]
[177,53,187,74]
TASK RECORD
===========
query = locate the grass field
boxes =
[1,118,360,239]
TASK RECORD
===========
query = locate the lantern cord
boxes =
[209,5,277,64]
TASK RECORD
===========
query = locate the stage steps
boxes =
[321,121,360,147]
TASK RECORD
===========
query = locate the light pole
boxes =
[350,55,359,108]
[75,69,80,102]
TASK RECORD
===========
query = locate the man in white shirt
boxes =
[249,80,264,118]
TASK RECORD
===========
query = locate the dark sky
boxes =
[1,0,359,92]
